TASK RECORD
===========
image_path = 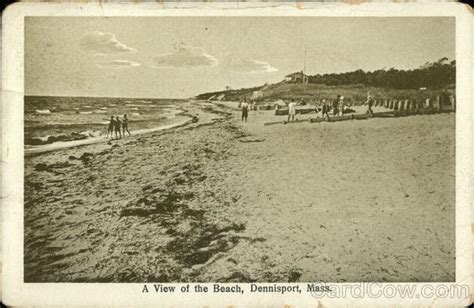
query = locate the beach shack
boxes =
[284,71,309,84]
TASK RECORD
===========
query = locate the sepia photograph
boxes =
[21,15,458,284]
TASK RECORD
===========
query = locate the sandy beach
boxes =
[24,101,455,283]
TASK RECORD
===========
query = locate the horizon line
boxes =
[24,94,194,100]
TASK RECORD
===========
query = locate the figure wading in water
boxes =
[122,114,131,137]
[106,116,115,139]
[114,116,122,139]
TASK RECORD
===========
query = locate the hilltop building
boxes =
[284,71,309,84]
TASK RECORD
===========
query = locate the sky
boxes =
[25,17,455,98]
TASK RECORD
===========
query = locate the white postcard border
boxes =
[2,2,472,306]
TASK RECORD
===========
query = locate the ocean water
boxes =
[24,96,188,145]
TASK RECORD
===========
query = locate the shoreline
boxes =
[25,116,194,156]
[23,101,223,157]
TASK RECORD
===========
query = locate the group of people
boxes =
[239,91,375,123]
[327,95,347,117]
[106,114,131,139]
[320,92,374,120]
[287,96,348,122]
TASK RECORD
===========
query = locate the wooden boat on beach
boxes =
[275,107,316,116]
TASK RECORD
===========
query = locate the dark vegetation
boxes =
[196,58,455,103]
[308,58,455,89]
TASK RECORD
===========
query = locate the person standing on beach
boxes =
[321,99,330,121]
[338,96,345,116]
[366,91,374,117]
[288,100,296,122]
[122,114,131,137]
[241,99,249,122]
[367,98,374,117]
[114,116,122,139]
[333,95,340,116]
[106,116,115,139]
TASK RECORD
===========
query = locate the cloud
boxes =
[80,31,136,55]
[227,58,278,73]
[153,47,218,68]
[96,60,140,69]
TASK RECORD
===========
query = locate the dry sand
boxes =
[24,101,455,282]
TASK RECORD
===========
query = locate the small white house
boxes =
[284,71,309,84]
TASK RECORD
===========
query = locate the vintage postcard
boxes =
[1,2,472,306]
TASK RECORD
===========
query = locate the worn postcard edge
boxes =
[1,2,472,306]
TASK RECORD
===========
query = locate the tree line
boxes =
[308,58,455,89]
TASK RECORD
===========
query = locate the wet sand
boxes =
[24,101,455,282]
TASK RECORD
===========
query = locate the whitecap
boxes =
[35,109,51,114]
